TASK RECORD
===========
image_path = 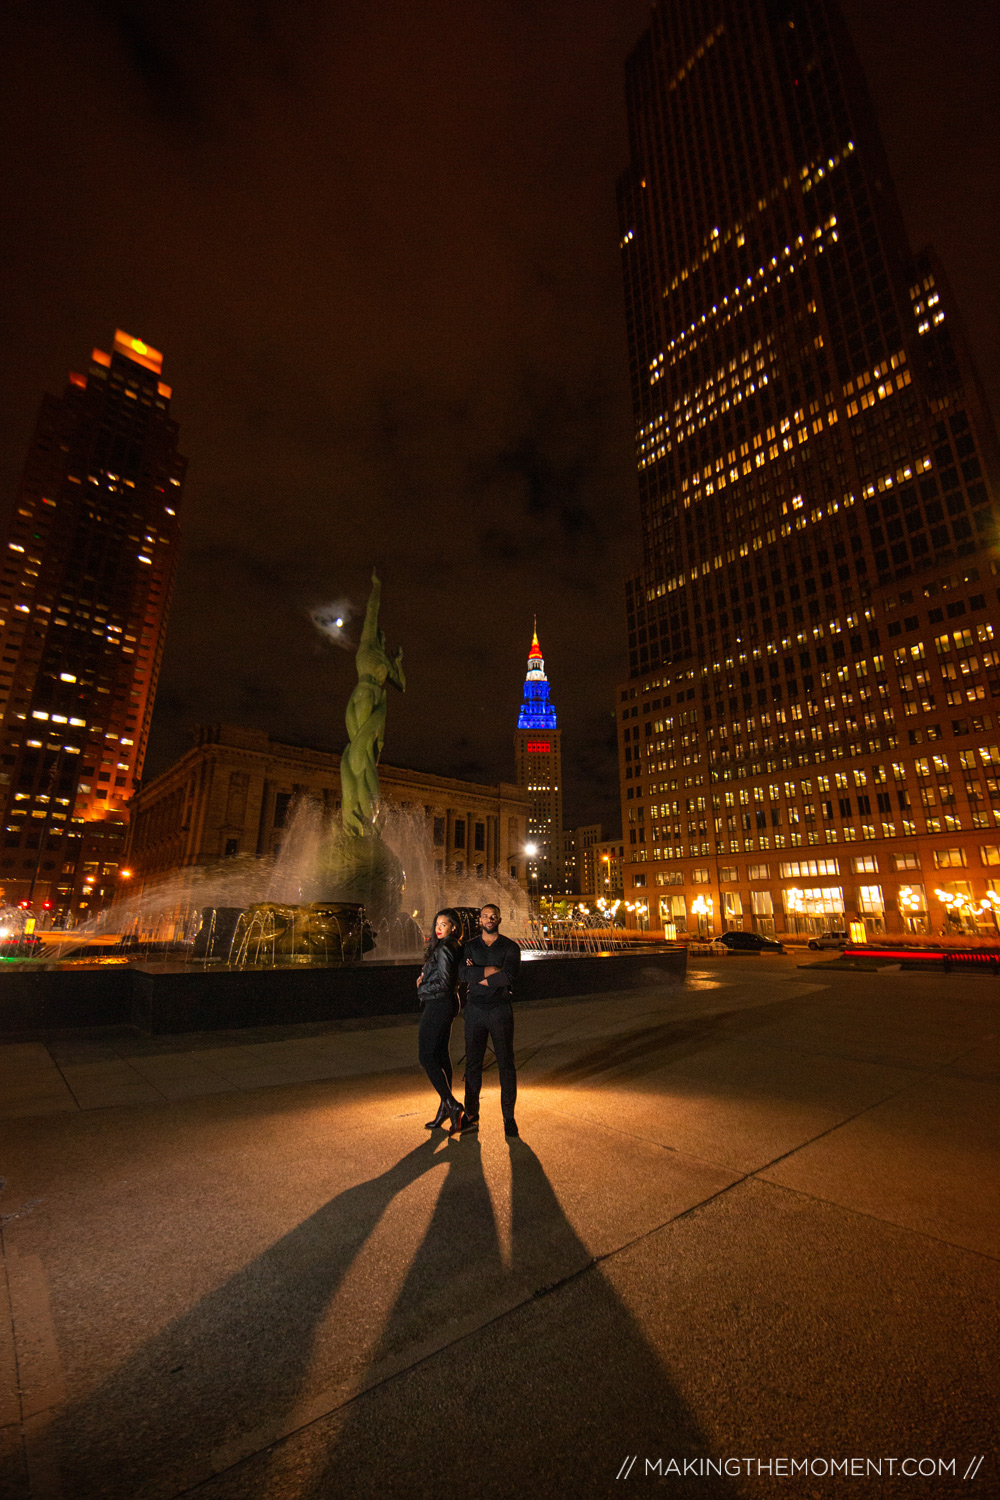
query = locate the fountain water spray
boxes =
[34,570,530,967]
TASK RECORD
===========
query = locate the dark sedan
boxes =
[715,930,784,954]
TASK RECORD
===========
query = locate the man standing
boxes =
[462,903,522,1136]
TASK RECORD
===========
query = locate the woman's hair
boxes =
[425,907,462,958]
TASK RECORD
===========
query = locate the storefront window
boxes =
[857,883,885,935]
[659,894,687,935]
[933,879,977,934]
[897,884,927,933]
[783,884,844,935]
[750,888,775,935]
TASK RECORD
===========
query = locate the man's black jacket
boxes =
[462,933,521,1006]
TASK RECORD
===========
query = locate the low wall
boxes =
[0,947,687,1036]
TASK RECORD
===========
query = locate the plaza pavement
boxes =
[0,955,997,1499]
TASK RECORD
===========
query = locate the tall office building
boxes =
[616,0,1000,939]
[0,330,185,918]
[513,624,564,893]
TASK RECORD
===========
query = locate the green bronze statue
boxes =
[340,569,405,835]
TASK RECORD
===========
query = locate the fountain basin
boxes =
[0,946,686,1035]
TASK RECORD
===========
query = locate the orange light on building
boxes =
[1,327,184,919]
[157,382,172,399]
[112,329,163,375]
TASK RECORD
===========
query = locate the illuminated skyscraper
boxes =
[514,623,564,892]
[0,330,185,918]
[616,0,1000,940]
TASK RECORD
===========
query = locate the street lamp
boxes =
[934,887,971,928]
[691,892,713,937]
[981,889,1000,937]
[898,884,925,934]
[523,842,540,926]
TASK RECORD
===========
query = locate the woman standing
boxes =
[416,908,465,1134]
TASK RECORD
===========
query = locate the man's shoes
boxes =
[425,1099,449,1130]
[504,1118,519,1138]
[460,1114,479,1130]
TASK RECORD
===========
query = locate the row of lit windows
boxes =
[645,140,855,315]
[631,582,999,703]
[639,815,1000,862]
[627,648,991,735]
[639,337,774,445]
[654,847,992,883]
[645,456,925,606]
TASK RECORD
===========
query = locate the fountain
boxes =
[187,568,414,956]
[181,570,527,961]
[0,571,685,1032]
[0,903,43,959]
[31,570,529,968]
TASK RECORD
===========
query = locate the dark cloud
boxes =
[0,0,996,836]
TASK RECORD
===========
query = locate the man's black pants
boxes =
[463,999,516,1121]
[418,998,457,1102]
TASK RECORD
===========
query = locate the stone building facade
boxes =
[125,723,530,893]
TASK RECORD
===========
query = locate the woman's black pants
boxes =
[418,997,458,1102]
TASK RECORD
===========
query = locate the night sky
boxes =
[1,0,997,834]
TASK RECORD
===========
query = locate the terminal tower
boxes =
[513,623,563,893]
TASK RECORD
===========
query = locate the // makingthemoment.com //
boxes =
[615,1456,987,1481]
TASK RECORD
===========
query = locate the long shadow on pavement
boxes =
[278,1137,741,1500]
[518,982,830,1089]
[4,1137,450,1500]
[4,1127,745,1499]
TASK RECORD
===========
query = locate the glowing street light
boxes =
[523,843,540,922]
[691,892,713,936]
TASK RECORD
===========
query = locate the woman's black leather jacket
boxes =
[418,938,461,1006]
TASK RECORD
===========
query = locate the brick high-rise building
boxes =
[616,0,1000,940]
[0,330,185,919]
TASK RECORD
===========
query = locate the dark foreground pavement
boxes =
[1,957,997,1499]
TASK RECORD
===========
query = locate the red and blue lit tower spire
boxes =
[517,618,557,731]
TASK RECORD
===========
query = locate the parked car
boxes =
[714,930,784,954]
[806,931,849,950]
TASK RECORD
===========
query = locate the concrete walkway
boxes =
[0,957,997,1498]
